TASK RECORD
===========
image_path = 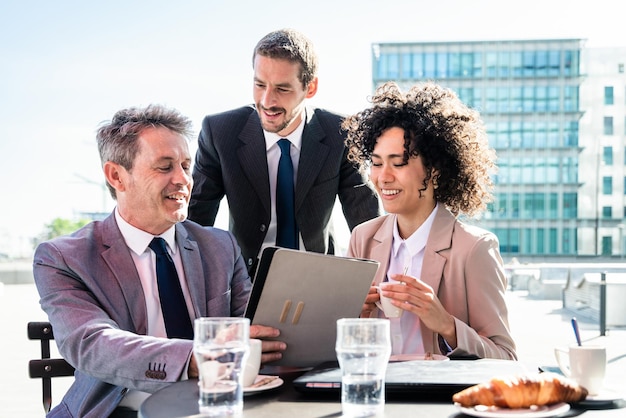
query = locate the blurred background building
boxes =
[372,39,626,262]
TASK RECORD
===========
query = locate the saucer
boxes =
[576,387,625,406]
[244,375,283,395]
[455,402,570,418]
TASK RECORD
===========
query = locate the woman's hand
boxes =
[382,274,457,348]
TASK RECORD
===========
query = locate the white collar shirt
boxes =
[114,208,195,338]
[384,203,439,355]
[114,209,194,409]
[261,112,306,254]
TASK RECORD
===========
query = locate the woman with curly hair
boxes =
[343,81,516,360]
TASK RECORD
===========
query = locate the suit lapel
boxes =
[238,111,271,215]
[176,223,206,318]
[371,215,396,285]
[295,108,329,211]
[100,215,148,335]
[419,207,454,352]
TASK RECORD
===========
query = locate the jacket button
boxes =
[247,258,253,266]
[260,224,266,232]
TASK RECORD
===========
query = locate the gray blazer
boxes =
[189,105,380,270]
[33,213,251,417]
[347,208,517,360]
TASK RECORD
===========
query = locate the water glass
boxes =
[335,318,391,417]
[193,317,250,416]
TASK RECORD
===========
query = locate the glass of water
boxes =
[193,317,250,417]
[335,318,391,417]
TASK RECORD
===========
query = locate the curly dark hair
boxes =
[342,81,496,217]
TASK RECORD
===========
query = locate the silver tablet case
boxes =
[245,247,379,367]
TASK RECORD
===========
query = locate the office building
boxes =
[372,39,626,260]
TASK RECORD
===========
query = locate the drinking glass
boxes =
[193,317,250,416]
[335,318,391,417]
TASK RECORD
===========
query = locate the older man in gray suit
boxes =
[189,29,380,273]
[33,105,284,417]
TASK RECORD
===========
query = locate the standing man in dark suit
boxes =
[189,28,380,273]
[33,105,284,417]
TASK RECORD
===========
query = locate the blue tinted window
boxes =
[563,193,577,218]
[604,86,614,105]
[436,52,447,78]
[548,50,560,76]
[603,176,613,195]
[412,53,424,77]
[424,53,436,78]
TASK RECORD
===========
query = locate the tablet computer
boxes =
[244,247,379,367]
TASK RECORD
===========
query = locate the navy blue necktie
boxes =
[149,237,194,340]
[276,139,299,249]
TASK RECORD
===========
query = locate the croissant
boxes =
[452,373,588,409]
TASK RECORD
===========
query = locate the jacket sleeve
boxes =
[336,145,381,230]
[448,234,517,360]
[33,241,194,394]
[189,115,224,226]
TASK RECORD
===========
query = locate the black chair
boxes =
[27,321,75,413]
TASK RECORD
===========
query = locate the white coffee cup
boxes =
[554,344,606,395]
[375,282,402,318]
[242,338,262,387]
[199,360,234,389]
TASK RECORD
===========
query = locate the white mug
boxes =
[375,282,402,318]
[242,338,262,387]
[199,360,234,389]
[554,344,606,395]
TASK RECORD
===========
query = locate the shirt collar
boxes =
[114,208,178,256]
[391,203,439,259]
[263,108,306,151]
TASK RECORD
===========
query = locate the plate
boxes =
[244,375,283,395]
[389,353,450,362]
[455,402,570,418]
[577,387,625,405]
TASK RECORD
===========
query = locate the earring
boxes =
[432,176,438,189]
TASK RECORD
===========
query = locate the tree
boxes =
[32,217,91,248]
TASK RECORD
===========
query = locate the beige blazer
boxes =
[347,208,517,360]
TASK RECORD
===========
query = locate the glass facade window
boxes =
[602,236,612,256]
[563,228,572,254]
[604,146,613,165]
[605,86,614,105]
[522,228,532,253]
[549,193,558,218]
[603,176,613,195]
[536,229,545,253]
[549,228,558,253]
[563,193,577,218]
[602,206,612,218]
[604,116,614,135]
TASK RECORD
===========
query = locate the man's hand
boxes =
[250,324,286,364]
[188,354,198,378]
[360,285,379,318]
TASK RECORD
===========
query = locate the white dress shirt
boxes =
[114,208,194,408]
[261,113,306,254]
[384,203,439,355]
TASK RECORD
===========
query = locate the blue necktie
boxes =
[149,237,194,340]
[276,139,299,249]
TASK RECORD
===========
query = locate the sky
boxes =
[0,0,622,257]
